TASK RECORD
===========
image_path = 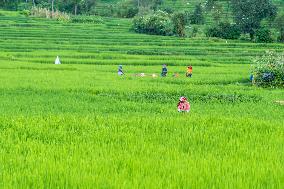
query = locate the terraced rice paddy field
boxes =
[0,11,284,188]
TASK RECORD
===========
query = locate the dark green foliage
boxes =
[133,11,174,36]
[189,3,205,25]
[19,9,31,17]
[134,0,163,10]
[163,7,174,14]
[252,51,284,87]
[205,0,217,11]
[274,14,284,42]
[152,0,163,10]
[211,3,223,24]
[230,0,277,39]
[255,27,274,43]
[172,12,186,37]
[0,0,96,15]
[17,2,33,11]
[206,22,241,39]
[191,26,199,37]
[0,0,21,10]
[116,1,139,18]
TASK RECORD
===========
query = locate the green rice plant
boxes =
[0,10,284,188]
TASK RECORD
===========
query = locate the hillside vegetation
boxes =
[0,10,284,188]
[2,0,283,42]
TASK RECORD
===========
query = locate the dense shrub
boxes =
[255,27,274,43]
[189,3,205,25]
[274,14,284,42]
[172,12,186,37]
[279,29,284,43]
[206,22,241,39]
[163,7,174,14]
[251,51,284,88]
[19,10,31,17]
[191,26,199,37]
[133,11,174,36]
[116,1,138,18]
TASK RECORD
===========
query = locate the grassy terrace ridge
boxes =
[0,10,284,188]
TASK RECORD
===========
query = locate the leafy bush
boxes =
[255,27,274,43]
[274,14,284,42]
[163,7,174,14]
[189,3,205,25]
[172,12,186,37]
[19,10,31,17]
[133,11,174,36]
[206,22,241,39]
[251,51,284,88]
[191,26,199,37]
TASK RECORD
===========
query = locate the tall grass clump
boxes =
[30,7,70,22]
[252,51,284,87]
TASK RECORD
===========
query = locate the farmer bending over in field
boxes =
[161,64,168,77]
[177,96,190,113]
[118,65,124,76]
[186,66,192,77]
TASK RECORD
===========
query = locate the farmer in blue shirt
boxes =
[161,64,168,77]
[118,65,124,76]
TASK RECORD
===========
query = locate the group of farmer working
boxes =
[54,57,191,113]
[118,64,193,78]
[118,64,191,113]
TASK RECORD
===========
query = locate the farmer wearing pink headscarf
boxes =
[177,96,190,113]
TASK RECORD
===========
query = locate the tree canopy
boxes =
[230,0,277,38]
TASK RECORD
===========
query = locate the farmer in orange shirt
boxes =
[186,66,192,78]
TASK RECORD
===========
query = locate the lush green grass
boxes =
[0,11,284,188]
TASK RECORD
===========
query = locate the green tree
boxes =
[255,27,274,43]
[134,0,162,10]
[190,3,205,25]
[57,0,96,15]
[172,12,186,37]
[274,14,284,42]
[230,0,277,39]
[205,0,217,11]
[206,22,241,39]
[212,2,223,24]
[0,0,20,10]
